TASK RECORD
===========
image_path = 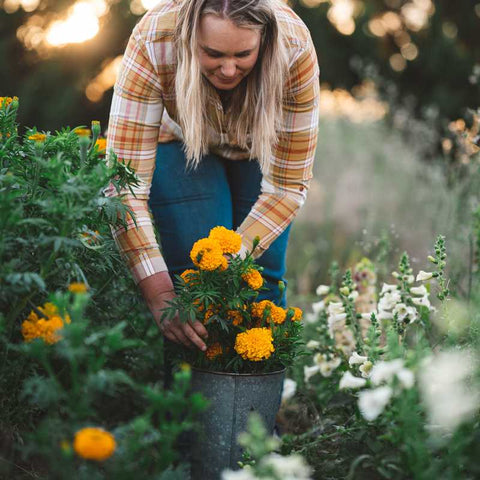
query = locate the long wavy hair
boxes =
[174,0,289,170]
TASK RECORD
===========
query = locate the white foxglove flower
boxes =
[282,378,297,403]
[370,359,404,385]
[222,466,257,480]
[313,353,326,365]
[348,291,359,301]
[358,386,393,421]
[327,313,347,335]
[412,296,432,309]
[381,283,398,294]
[262,453,313,479]
[319,357,342,377]
[377,310,393,321]
[360,311,377,320]
[378,290,402,311]
[304,365,321,382]
[359,360,373,378]
[393,303,418,323]
[327,301,345,316]
[416,270,433,282]
[312,301,325,314]
[306,340,321,350]
[410,285,428,296]
[396,368,415,389]
[419,350,480,433]
[339,371,367,390]
[404,275,415,284]
[349,351,368,366]
[316,284,330,296]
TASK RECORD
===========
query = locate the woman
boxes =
[106,0,320,355]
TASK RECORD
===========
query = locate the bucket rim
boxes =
[191,365,286,377]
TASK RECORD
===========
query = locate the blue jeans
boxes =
[147,141,291,307]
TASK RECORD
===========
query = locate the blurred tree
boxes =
[0,0,478,155]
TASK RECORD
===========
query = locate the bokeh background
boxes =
[1,0,479,296]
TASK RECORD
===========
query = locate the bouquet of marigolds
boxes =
[161,227,304,373]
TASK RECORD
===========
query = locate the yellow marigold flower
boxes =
[208,226,242,254]
[68,282,88,294]
[241,269,263,290]
[22,302,71,344]
[95,137,106,153]
[74,128,91,137]
[0,96,18,107]
[291,307,303,322]
[203,305,217,323]
[234,327,274,362]
[251,300,274,320]
[205,342,223,360]
[180,269,198,284]
[227,309,243,326]
[28,133,47,142]
[190,238,225,271]
[271,305,287,325]
[73,427,116,461]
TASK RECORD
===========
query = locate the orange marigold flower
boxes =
[21,302,71,344]
[180,269,198,284]
[227,309,243,326]
[73,427,116,461]
[190,238,225,271]
[68,282,88,294]
[205,342,223,360]
[241,269,263,290]
[28,133,47,142]
[251,300,274,320]
[0,96,18,107]
[95,137,106,153]
[291,307,303,322]
[234,327,274,362]
[208,226,242,254]
[74,128,91,137]
[203,305,217,323]
[270,305,287,325]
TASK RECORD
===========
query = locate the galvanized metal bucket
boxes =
[190,367,286,480]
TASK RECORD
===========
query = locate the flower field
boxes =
[1,95,480,480]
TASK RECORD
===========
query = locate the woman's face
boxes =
[197,14,261,91]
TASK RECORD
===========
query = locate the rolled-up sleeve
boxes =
[105,26,167,284]
[236,43,320,257]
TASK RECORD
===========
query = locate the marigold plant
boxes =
[162,227,304,373]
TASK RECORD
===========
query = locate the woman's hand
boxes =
[138,272,208,351]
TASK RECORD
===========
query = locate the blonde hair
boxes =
[174,0,289,170]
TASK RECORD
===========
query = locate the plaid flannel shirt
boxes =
[105,0,320,284]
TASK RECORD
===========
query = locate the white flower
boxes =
[339,371,367,390]
[319,357,342,377]
[328,313,347,334]
[404,275,415,284]
[348,290,359,301]
[416,270,434,282]
[410,285,428,296]
[396,368,415,389]
[222,466,257,480]
[306,340,321,350]
[381,283,398,294]
[327,301,345,316]
[262,453,313,479]
[392,303,418,323]
[378,290,401,311]
[418,350,480,433]
[359,360,373,378]
[349,351,368,366]
[304,365,321,382]
[313,353,326,365]
[305,312,318,324]
[358,386,393,421]
[360,311,377,321]
[370,359,404,385]
[282,378,297,403]
[412,296,432,310]
[311,301,325,314]
[377,310,393,321]
[316,284,330,296]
